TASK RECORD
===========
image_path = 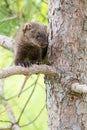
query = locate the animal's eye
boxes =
[36,35,42,41]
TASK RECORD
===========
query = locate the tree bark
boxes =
[47,0,87,130]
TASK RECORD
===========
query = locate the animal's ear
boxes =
[22,23,32,33]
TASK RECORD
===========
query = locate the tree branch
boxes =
[0,126,11,130]
[71,82,87,94]
[3,100,21,130]
[17,75,39,123]
[0,35,14,51]
[0,15,18,24]
[42,0,48,4]
[0,65,56,79]
[20,104,45,127]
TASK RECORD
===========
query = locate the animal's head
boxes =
[22,22,48,48]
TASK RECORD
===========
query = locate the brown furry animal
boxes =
[14,22,48,67]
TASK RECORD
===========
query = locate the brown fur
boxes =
[14,22,48,67]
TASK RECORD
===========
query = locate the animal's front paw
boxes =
[17,62,32,67]
[32,61,41,65]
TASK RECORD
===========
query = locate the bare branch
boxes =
[0,120,11,124]
[3,100,21,130]
[3,100,17,124]
[0,65,56,79]
[0,35,14,51]
[0,15,18,24]
[71,82,87,94]
[4,0,13,15]
[21,104,45,127]
[17,75,39,123]
[18,76,29,97]
[42,0,48,4]
[0,126,11,130]
[6,82,35,101]
[0,79,4,96]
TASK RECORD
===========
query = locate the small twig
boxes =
[4,0,13,15]
[18,76,29,97]
[0,120,11,124]
[6,82,35,101]
[20,104,46,127]
[17,75,40,123]
[0,15,18,24]
[42,0,48,4]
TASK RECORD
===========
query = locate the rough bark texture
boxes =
[47,0,87,130]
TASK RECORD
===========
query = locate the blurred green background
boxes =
[0,0,48,130]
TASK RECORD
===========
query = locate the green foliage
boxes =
[0,0,48,36]
[0,0,48,130]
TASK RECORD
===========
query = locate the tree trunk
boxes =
[47,0,87,130]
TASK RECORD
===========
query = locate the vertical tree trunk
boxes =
[47,0,87,130]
